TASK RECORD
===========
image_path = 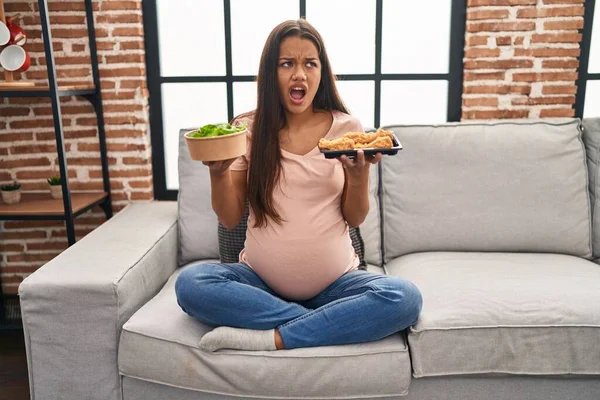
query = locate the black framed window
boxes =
[577,0,599,118]
[144,0,467,200]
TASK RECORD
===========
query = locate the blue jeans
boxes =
[175,262,422,350]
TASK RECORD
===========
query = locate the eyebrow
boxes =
[279,57,319,61]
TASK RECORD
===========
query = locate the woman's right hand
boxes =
[203,158,238,177]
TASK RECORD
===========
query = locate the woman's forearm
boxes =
[342,175,370,228]
[210,170,244,229]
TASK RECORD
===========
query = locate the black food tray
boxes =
[319,132,403,159]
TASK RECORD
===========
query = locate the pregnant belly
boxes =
[241,235,358,301]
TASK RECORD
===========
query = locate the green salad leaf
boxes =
[188,122,247,138]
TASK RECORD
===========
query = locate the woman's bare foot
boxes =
[274,329,285,350]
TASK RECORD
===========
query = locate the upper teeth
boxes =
[292,87,304,91]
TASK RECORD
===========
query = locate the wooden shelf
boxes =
[0,84,96,97]
[0,192,108,219]
[0,84,93,91]
[0,0,113,329]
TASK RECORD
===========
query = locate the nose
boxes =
[292,65,307,81]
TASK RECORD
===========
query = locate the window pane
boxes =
[382,1,451,74]
[231,0,298,75]
[584,81,600,118]
[336,80,375,129]
[157,0,225,76]
[162,83,228,189]
[306,0,375,74]
[380,80,448,125]
[589,3,600,73]
[233,81,257,116]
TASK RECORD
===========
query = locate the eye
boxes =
[306,61,317,68]
[281,61,292,68]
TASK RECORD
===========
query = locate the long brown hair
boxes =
[246,19,348,228]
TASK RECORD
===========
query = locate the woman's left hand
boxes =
[338,150,383,183]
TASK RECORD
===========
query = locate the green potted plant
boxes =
[47,175,62,199]
[1,181,22,205]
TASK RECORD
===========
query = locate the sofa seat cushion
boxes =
[119,262,412,399]
[385,252,600,378]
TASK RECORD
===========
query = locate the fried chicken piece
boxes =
[375,129,394,140]
[343,129,394,143]
[342,131,378,144]
[354,136,394,149]
[318,137,355,150]
[320,130,395,151]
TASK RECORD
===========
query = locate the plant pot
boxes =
[1,189,21,205]
[184,128,248,162]
[49,185,62,199]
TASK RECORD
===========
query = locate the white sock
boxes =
[199,326,277,352]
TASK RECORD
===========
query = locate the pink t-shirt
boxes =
[230,110,361,301]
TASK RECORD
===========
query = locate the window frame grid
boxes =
[144,0,467,200]
[576,0,598,118]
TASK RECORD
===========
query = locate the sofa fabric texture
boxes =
[386,251,600,377]
[362,163,383,266]
[582,118,600,261]
[380,119,592,261]
[178,128,220,265]
[120,375,600,400]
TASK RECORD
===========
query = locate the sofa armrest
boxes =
[19,201,179,400]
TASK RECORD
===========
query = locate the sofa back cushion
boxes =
[582,118,600,261]
[362,163,383,266]
[177,128,220,265]
[381,118,592,261]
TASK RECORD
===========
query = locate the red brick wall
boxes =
[463,0,584,119]
[0,0,151,294]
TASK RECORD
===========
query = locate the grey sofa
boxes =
[19,118,600,400]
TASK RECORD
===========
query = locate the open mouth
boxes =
[289,86,306,105]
